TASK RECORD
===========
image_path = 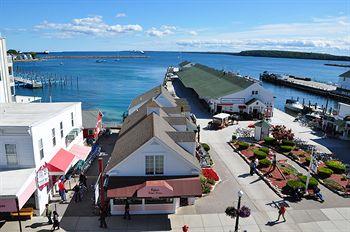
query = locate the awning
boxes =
[107,177,202,198]
[70,144,91,161]
[137,180,174,198]
[47,149,75,175]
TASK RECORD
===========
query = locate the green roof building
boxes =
[176,63,274,117]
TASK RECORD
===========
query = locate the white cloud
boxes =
[116,13,127,18]
[35,15,142,38]
[189,30,198,36]
[146,25,176,37]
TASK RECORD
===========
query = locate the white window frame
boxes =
[5,144,18,165]
[71,112,74,127]
[60,122,64,138]
[38,139,44,159]
[52,128,56,146]
[145,155,164,175]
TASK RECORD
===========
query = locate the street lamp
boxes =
[235,190,244,232]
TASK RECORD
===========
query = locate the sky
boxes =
[0,0,349,55]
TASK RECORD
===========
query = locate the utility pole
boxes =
[15,198,22,232]
[98,158,105,211]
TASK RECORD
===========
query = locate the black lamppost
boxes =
[235,190,244,232]
[197,125,200,143]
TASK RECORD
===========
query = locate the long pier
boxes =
[260,72,350,103]
[13,76,43,88]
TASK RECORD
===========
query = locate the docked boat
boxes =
[285,99,304,112]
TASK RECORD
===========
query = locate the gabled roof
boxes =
[167,131,196,142]
[82,110,101,128]
[129,85,176,109]
[339,70,350,78]
[105,113,200,173]
[164,116,187,125]
[177,63,255,99]
[254,120,271,128]
[245,98,258,106]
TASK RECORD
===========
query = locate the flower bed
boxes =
[200,168,220,195]
[260,135,350,197]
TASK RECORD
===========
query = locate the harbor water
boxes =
[14,51,350,123]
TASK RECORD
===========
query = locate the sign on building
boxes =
[36,164,49,191]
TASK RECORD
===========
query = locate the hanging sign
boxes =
[36,164,49,191]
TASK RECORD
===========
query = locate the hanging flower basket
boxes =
[238,206,251,218]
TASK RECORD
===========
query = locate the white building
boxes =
[0,37,13,103]
[105,97,201,215]
[337,70,350,94]
[127,85,191,116]
[177,63,274,118]
[322,102,350,140]
[0,37,40,103]
[0,102,91,215]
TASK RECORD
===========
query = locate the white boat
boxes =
[285,99,304,112]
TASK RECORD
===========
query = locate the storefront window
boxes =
[145,198,173,204]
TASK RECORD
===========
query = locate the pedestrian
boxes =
[249,159,256,176]
[51,211,60,231]
[73,184,82,202]
[276,203,286,222]
[254,158,259,169]
[79,172,87,188]
[99,208,108,228]
[314,186,324,202]
[45,204,52,224]
[267,154,277,175]
[58,180,66,202]
[123,200,131,220]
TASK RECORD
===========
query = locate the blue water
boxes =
[14,51,350,123]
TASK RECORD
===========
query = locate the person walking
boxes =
[51,211,60,231]
[73,184,82,202]
[99,208,108,228]
[123,200,131,220]
[58,180,66,202]
[314,186,324,202]
[276,203,286,222]
[79,172,87,188]
[249,160,256,176]
[45,204,52,224]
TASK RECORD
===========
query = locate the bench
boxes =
[10,207,34,219]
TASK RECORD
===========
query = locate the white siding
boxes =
[338,103,350,119]
[108,137,199,176]
[0,127,34,168]
[338,77,350,91]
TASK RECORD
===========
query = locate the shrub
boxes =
[286,180,305,191]
[264,137,276,145]
[318,167,333,179]
[282,140,295,146]
[325,160,346,174]
[299,175,318,188]
[202,168,219,181]
[323,178,346,192]
[280,164,299,176]
[258,158,271,168]
[207,178,216,185]
[253,149,267,160]
[305,156,311,165]
[238,142,249,150]
[201,143,210,152]
[259,147,269,154]
[232,134,237,141]
[239,206,251,218]
[280,145,293,152]
[200,176,211,194]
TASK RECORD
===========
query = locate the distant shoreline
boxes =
[43,55,149,59]
[182,50,350,62]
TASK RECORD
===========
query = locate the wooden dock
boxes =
[260,72,350,103]
[13,76,43,88]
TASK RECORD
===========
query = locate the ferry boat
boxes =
[285,99,304,112]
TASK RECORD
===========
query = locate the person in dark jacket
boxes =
[99,208,107,228]
[73,184,82,202]
[123,200,131,220]
[51,211,60,230]
[79,173,87,188]
[45,204,52,224]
